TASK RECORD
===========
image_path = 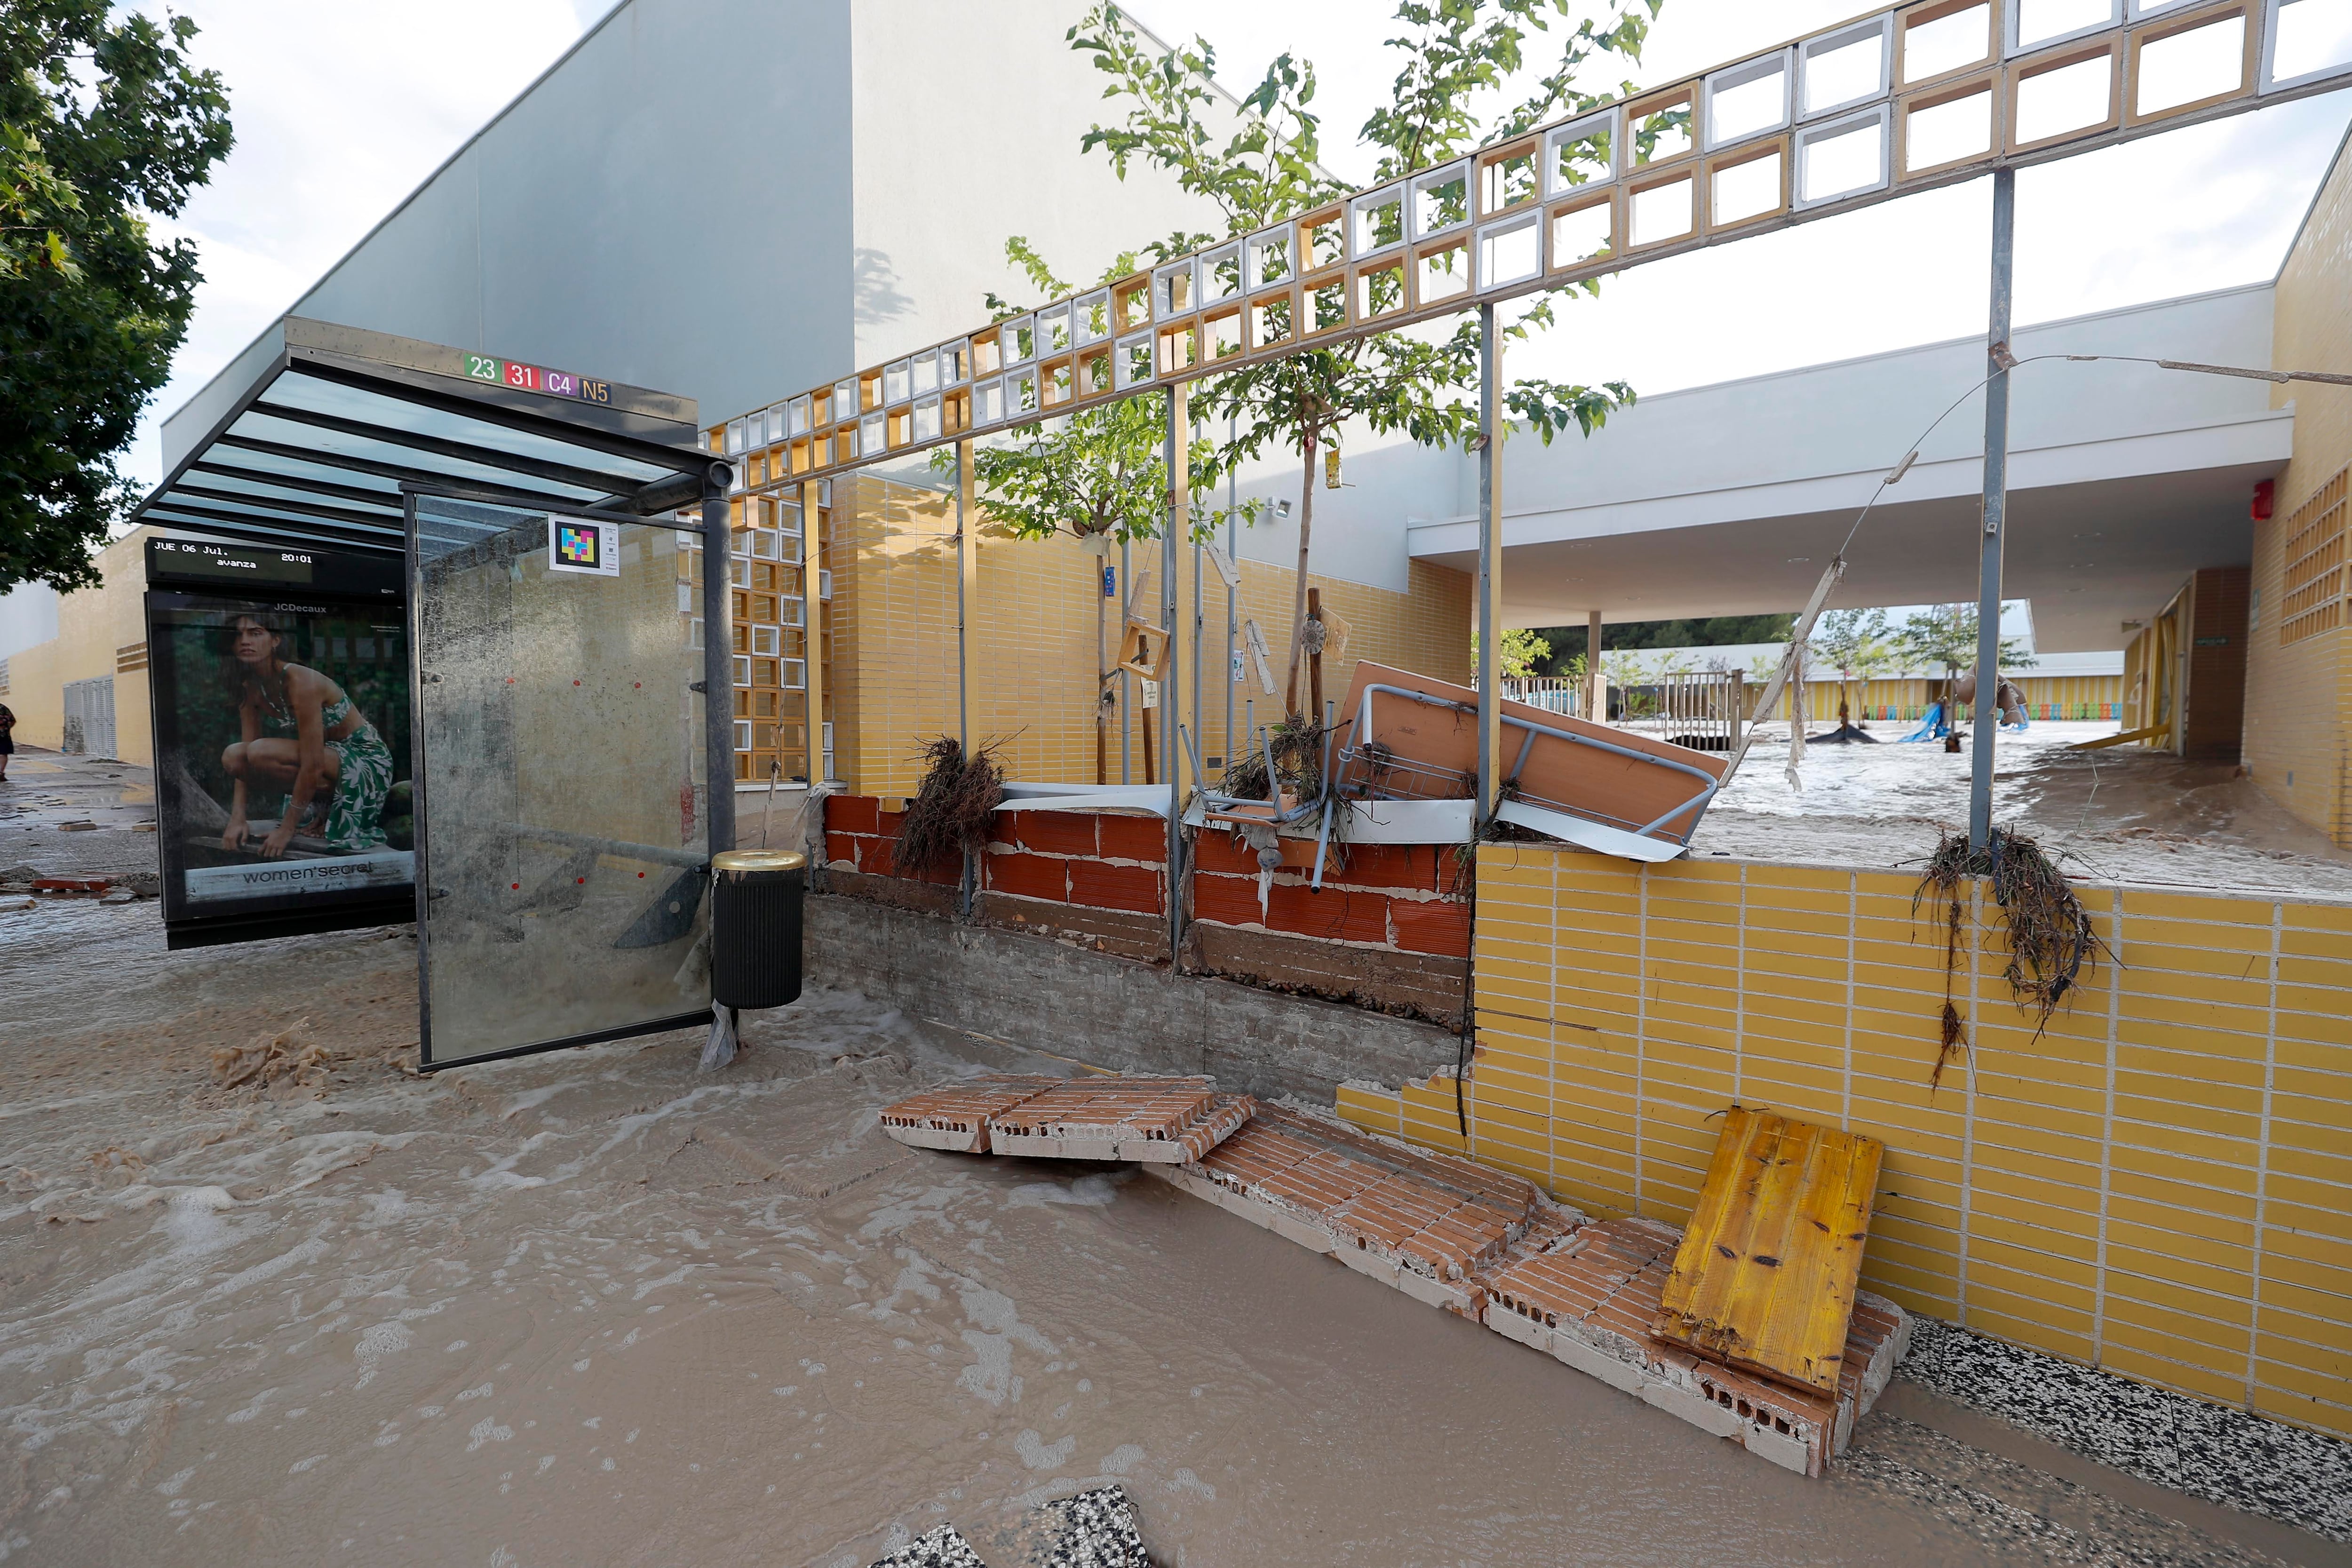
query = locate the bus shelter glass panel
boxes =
[410,494,711,1067]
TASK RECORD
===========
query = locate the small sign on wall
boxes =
[549,517,620,576]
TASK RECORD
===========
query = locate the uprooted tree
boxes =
[1068,0,1659,717]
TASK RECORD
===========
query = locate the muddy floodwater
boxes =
[1691,720,2352,895]
[0,749,2336,1566]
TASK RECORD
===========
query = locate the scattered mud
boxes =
[1692,722,2352,896]
[0,750,2331,1566]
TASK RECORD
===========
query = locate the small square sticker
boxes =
[548,517,620,576]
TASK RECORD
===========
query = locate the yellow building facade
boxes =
[2246,131,2352,841]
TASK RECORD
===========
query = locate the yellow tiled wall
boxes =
[1341,847,2352,1441]
[2248,131,2352,841]
[822,470,1473,799]
[1778,675,2120,722]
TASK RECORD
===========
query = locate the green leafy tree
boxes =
[1895,603,2035,685]
[1471,625,1550,680]
[1069,0,1657,716]
[1809,606,1893,723]
[945,238,1250,547]
[2,1,232,593]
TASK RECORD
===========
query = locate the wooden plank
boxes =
[1652,1107,1885,1395]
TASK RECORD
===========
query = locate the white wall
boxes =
[1434,282,2281,536]
[0,583,60,663]
[847,2,1228,372]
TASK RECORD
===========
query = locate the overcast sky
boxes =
[128,0,2352,491]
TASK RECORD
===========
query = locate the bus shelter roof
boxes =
[131,317,718,559]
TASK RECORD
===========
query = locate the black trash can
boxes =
[710,848,805,1010]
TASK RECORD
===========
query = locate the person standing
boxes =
[0,703,15,782]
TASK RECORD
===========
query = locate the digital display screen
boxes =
[146,583,414,939]
[148,537,402,599]
[148,539,315,585]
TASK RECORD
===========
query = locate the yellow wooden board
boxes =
[1653,1107,1884,1396]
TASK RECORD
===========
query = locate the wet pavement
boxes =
[0,749,2342,1566]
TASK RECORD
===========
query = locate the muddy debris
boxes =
[210,1019,334,1092]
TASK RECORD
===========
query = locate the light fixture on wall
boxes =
[1276,499,1293,518]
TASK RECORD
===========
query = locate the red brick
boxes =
[858,836,896,878]
[902,843,964,887]
[1326,844,1437,892]
[1013,811,1097,857]
[876,809,906,839]
[1264,883,1391,946]
[828,796,881,835]
[1190,871,1270,928]
[1189,830,1263,876]
[1068,859,1163,915]
[1096,814,1167,863]
[986,851,1067,902]
[825,832,858,866]
[1391,897,1471,957]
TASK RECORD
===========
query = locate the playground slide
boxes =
[1899,702,1947,742]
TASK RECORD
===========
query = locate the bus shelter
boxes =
[127,317,736,1069]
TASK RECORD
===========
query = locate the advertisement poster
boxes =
[145,540,413,938]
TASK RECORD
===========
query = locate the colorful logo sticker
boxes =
[547,517,620,576]
[556,523,601,569]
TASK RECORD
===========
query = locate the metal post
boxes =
[801,478,826,789]
[1970,167,2015,852]
[1165,382,1188,959]
[1120,535,1132,784]
[1476,303,1503,822]
[1225,414,1239,771]
[701,461,736,855]
[1587,608,1604,721]
[956,438,977,749]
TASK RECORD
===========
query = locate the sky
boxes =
[124,0,2352,493]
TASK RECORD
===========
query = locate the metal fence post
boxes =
[1970,167,2016,852]
[1476,303,1502,824]
[702,459,735,856]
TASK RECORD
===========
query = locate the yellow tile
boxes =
[2098,1341,2250,1407]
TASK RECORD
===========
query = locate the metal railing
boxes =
[1615,670,1744,753]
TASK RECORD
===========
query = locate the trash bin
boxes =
[710,848,805,1010]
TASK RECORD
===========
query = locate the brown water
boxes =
[0,752,2319,1566]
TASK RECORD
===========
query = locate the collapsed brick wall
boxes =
[818,795,1471,1027]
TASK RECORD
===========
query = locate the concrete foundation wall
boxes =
[804,891,1462,1105]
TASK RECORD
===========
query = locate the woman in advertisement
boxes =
[217,612,394,860]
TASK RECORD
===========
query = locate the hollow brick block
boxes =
[1067,860,1163,915]
[1391,898,1472,957]
[829,795,882,835]
[986,851,1068,903]
[1096,814,1168,863]
[1013,811,1098,857]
